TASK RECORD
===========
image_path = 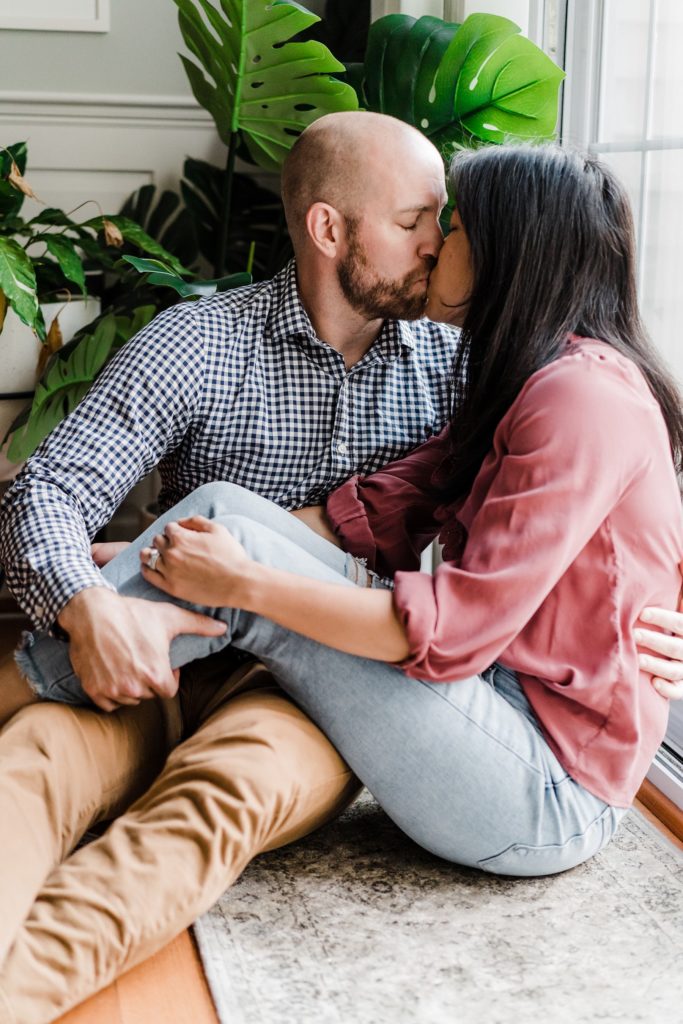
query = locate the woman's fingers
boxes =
[175,515,215,533]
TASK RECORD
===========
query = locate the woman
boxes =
[14,145,683,875]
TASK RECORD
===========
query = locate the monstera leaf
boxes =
[119,183,199,270]
[181,157,290,278]
[5,306,156,462]
[357,13,564,157]
[173,0,359,170]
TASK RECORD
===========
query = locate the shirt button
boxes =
[337,442,348,454]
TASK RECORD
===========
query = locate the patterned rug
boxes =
[194,791,683,1024]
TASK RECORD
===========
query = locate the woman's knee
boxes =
[188,482,274,523]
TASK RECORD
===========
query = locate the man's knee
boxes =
[169,686,358,851]
[0,700,169,824]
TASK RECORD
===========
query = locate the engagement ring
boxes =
[147,547,161,572]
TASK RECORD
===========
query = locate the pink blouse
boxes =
[327,340,683,806]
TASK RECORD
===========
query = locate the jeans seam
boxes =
[413,676,546,780]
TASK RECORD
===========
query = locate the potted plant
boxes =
[0,142,192,478]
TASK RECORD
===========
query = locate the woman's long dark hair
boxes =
[445,144,683,501]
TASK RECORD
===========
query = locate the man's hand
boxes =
[57,587,226,712]
[637,605,683,699]
[91,541,131,566]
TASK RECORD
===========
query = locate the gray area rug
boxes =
[194,791,683,1024]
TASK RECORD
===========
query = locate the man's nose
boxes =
[419,221,444,259]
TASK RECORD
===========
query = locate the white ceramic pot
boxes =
[0,296,101,480]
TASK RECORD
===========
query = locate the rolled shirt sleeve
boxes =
[326,428,450,577]
[0,304,205,630]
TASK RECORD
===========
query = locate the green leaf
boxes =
[181,157,288,277]
[172,0,359,171]
[0,236,45,340]
[43,235,86,295]
[361,13,564,152]
[5,307,155,461]
[6,314,118,460]
[118,183,198,271]
[0,142,28,219]
[82,215,189,277]
[122,254,251,297]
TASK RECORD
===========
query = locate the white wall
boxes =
[0,0,229,215]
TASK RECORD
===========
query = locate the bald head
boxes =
[281,112,444,251]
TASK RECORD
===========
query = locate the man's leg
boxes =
[0,662,360,1024]
[0,691,177,967]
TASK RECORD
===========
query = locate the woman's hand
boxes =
[637,605,683,699]
[140,516,253,607]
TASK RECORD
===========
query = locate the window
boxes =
[562,0,683,809]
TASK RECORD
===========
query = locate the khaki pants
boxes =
[0,656,360,1024]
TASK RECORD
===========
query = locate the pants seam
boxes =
[413,676,546,779]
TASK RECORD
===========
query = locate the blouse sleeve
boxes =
[326,429,451,576]
[393,354,653,681]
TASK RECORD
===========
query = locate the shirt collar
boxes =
[266,260,417,361]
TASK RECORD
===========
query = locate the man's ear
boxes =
[305,202,344,258]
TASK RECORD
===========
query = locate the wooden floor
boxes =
[55,932,218,1024]
[1,615,682,1023]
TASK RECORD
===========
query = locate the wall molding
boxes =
[0,89,200,108]
[0,0,109,33]
[0,90,212,130]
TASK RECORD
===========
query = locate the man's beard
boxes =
[337,223,434,321]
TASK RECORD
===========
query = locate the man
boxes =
[1,110,682,1024]
[0,111,455,1023]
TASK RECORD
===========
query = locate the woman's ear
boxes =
[305,202,344,258]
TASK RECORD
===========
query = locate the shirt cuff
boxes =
[25,567,116,634]
[392,569,440,678]
[326,477,378,570]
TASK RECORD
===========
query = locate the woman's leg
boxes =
[12,491,623,876]
[14,482,363,705]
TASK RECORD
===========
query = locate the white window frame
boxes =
[561,0,683,811]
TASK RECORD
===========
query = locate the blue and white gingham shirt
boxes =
[0,261,459,630]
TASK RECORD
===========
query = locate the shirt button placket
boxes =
[333,375,351,465]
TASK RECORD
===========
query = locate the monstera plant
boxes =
[349,13,564,159]
[172,0,359,276]
[139,4,564,287]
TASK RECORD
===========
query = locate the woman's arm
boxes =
[140,516,410,662]
[326,429,450,575]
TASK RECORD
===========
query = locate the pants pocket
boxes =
[477,806,618,878]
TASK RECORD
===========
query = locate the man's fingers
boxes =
[638,652,683,682]
[634,627,683,661]
[640,606,683,634]
[91,541,131,567]
[653,677,683,700]
[147,669,180,700]
[163,603,227,639]
[88,693,120,713]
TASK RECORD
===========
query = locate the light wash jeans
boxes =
[16,482,627,877]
